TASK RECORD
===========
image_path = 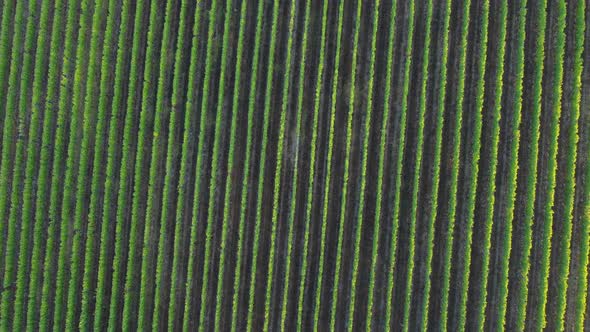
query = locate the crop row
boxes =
[0,0,587,331]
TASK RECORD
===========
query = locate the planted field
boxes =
[0,0,588,331]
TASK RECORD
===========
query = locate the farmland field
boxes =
[0,0,588,331]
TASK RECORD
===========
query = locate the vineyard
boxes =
[0,0,588,330]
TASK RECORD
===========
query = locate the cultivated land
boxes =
[0,0,588,331]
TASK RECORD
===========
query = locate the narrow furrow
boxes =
[553,0,585,328]
[261,0,298,329]
[455,1,490,330]
[176,0,222,328]
[346,0,380,329]
[473,0,508,330]
[400,0,434,329]
[575,113,590,330]
[574,40,590,332]
[215,0,248,330]
[417,0,452,329]
[295,0,329,330]
[312,0,346,330]
[279,0,311,329]
[229,0,266,329]
[365,0,398,329]
[439,1,470,330]
[164,0,205,330]
[533,0,566,329]
[330,0,364,329]
[245,0,281,329]
[511,1,547,330]
[384,1,416,329]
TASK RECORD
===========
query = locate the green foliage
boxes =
[512,1,547,330]
[2,0,39,330]
[175,0,222,328]
[0,1,587,330]
[53,0,93,327]
[38,0,81,330]
[14,0,52,329]
[473,0,508,330]
[26,0,66,329]
[456,1,490,330]
[554,0,585,328]
[157,0,199,330]
[198,0,234,329]
[77,0,119,328]
[439,0,471,329]
[65,0,112,328]
[124,0,167,329]
[0,0,15,122]
[534,1,567,329]
[111,0,148,329]
[573,3,589,331]
[0,2,27,327]
[92,0,133,328]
